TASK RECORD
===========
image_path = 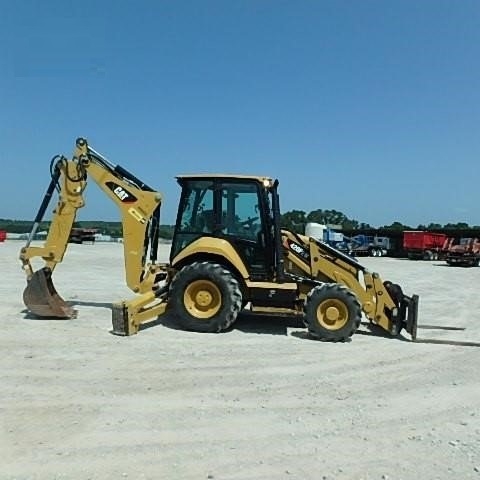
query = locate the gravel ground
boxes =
[1,240,479,480]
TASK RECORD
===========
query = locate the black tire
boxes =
[169,261,242,333]
[303,283,362,342]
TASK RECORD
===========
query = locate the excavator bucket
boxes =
[23,267,76,318]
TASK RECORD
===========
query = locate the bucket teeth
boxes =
[23,267,76,318]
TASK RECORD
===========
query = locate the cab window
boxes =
[221,183,261,241]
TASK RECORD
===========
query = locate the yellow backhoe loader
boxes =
[20,138,419,342]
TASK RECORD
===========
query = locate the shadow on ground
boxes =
[21,302,409,344]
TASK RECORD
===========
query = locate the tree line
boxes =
[0,219,175,239]
[1,211,478,240]
[279,209,479,234]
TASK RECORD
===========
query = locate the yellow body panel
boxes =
[171,237,250,279]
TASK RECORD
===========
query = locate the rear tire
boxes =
[169,261,242,333]
[303,283,362,342]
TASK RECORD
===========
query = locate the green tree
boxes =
[306,209,326,224]
[343,218,360,230]
[358,222,372,229]
[158,225,175,239]
[306,209,358,229]
[444,222,470,229]
[382,221,411,231]
[281,210,307,234]
[322,209,346,226]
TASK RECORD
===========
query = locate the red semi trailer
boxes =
[0,230,6,242]
[403,231,449,260]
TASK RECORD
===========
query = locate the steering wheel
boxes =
[240,216,259,228]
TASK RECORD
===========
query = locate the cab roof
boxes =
[176,174,274,184]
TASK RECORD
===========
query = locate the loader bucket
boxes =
[23,267,76,318]
[384,281,419,340]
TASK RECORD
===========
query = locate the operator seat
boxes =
[197,210,215,233]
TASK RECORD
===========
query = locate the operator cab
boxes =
[171,175,279,280]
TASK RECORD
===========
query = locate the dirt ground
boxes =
[1,240,479,480]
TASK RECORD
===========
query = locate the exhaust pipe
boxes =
[23,267,76,318]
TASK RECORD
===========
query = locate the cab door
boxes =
[219,181,272,280]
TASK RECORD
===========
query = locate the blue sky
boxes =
[1,0,479,227]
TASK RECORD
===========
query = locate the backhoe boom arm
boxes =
[20,138,168,332]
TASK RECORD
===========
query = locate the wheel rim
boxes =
[184,280,222,319]
[316,299,349,330]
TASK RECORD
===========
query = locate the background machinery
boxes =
[403,230,449,260]
[445,237,480,267]
[304,222,353,256]
[304,223,396,258]
[20,138,419,342]
[349,234,393,257]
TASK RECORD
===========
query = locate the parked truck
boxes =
[403,231,449,260]
[0,230,6,242]
[305,224,396,258]
[445,237,480,267]
[305,223,354,256]
[349,234,394,257]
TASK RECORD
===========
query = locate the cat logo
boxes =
[114,186,129,201]
[105,181,137,203]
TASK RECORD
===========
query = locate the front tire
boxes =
[303,283,362,342]
[169,261,242,333]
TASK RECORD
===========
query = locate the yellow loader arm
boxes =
[282,231,419,339]
[20,138,170,334]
